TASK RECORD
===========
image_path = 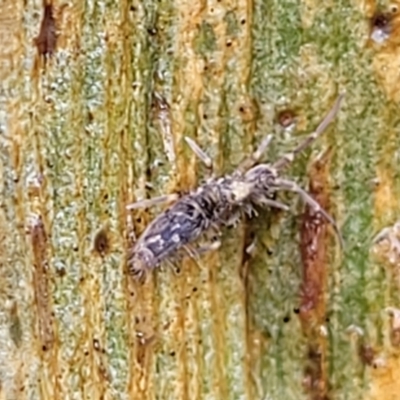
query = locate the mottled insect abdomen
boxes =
[127,182,236,280]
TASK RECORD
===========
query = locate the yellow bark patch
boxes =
[374,167,398,222]
[300,0,334,29]
[366,354,400,400]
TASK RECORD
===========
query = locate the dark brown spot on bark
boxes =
[35,2,57,59]
[277,109,296,128]
[299,149,332,400]
[94,227,111,256]
[303,346,329,400]
[29,214,55,351]
[358,343,375,366]
[372,13,390,30]
[299,149,332,323]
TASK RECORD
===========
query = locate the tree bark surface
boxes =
[0,1,399,399]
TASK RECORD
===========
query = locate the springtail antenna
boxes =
[273,93,344,171]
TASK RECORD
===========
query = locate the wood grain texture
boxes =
[1,0,400,399]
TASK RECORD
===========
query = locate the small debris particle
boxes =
[93,227,111,257]
[372,221,400,266]
[277,109,296,128]
[370,12,392,44]
[93,338,101,351]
